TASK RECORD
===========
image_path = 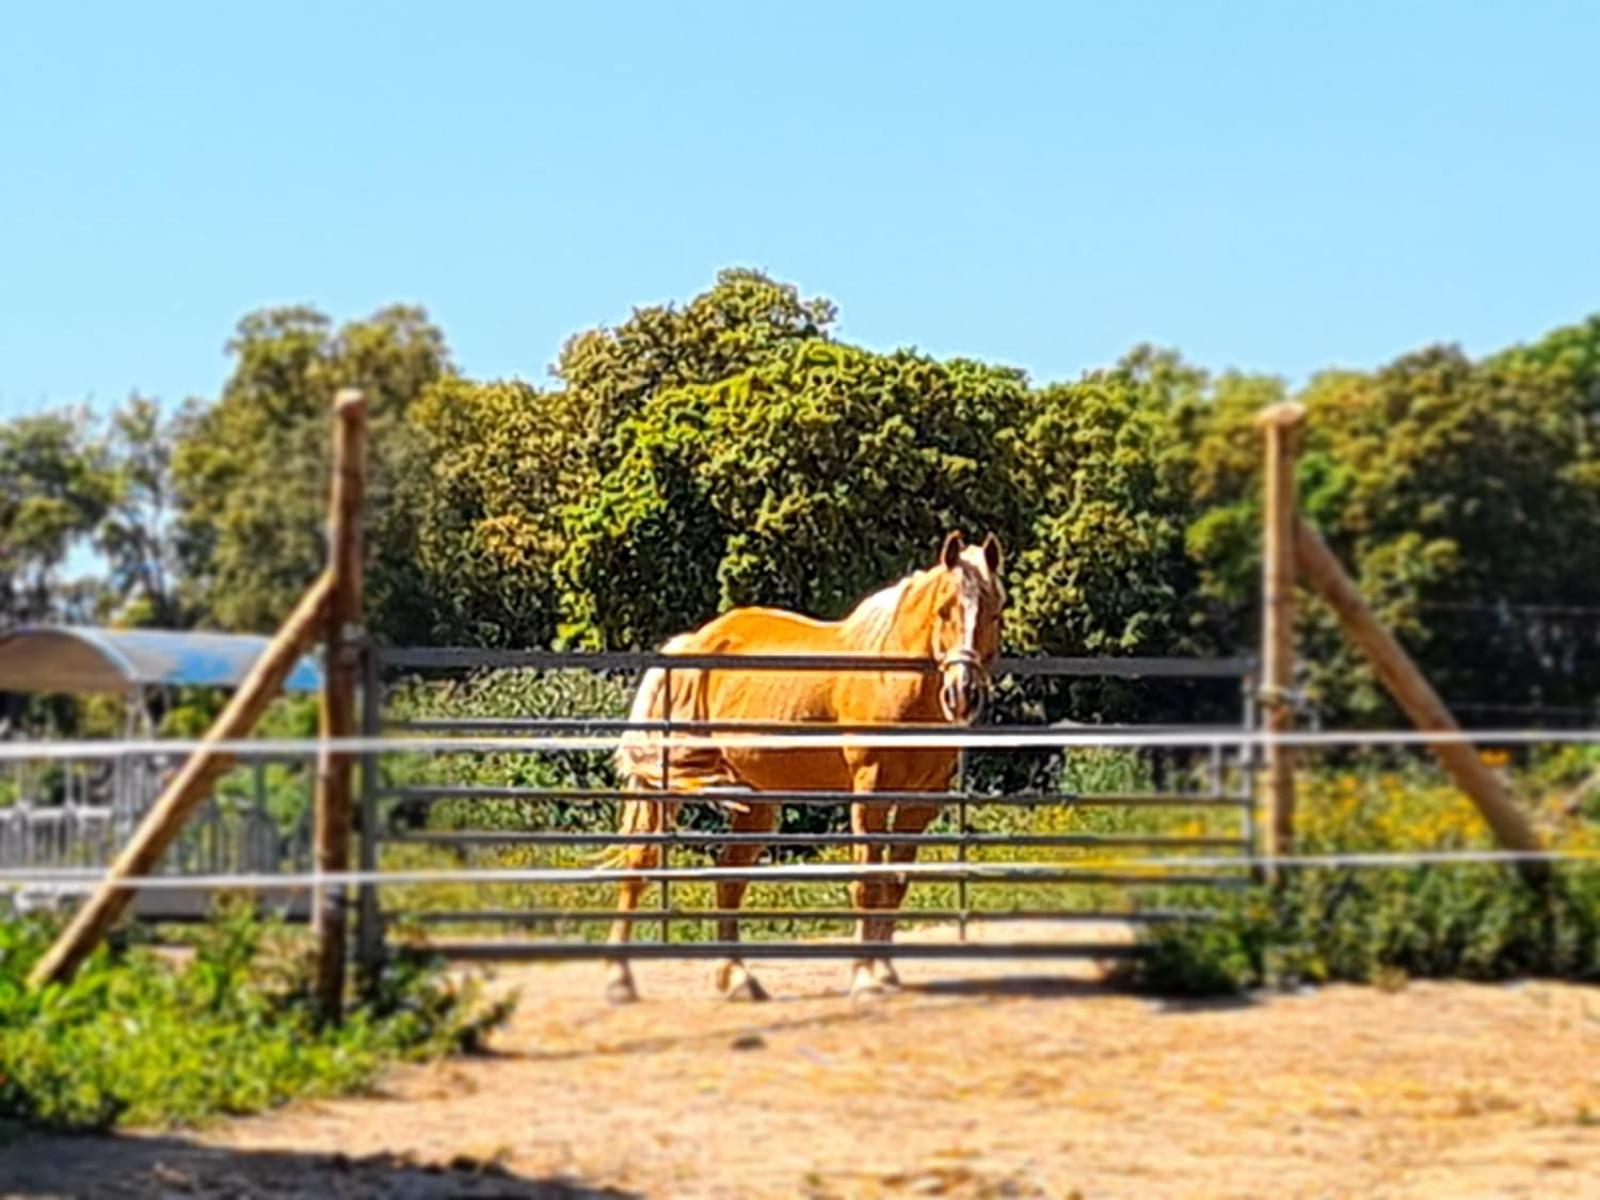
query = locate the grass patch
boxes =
[0,903,510,1133]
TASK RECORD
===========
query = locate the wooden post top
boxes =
[334,387,365,415]
[1255,401,1307,430]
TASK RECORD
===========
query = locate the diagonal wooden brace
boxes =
[27,572,335,989]
[1293,517,1545,880]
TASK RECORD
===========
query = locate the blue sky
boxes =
[2,1,1597,419]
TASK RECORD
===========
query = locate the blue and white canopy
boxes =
[0,626,323,695]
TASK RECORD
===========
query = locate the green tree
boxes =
[96,395,189,627]
[172,305,451,636]
[557,340,1029,649]
[0,411,113,625]
[402,269,838,646]
[1009,349,1220,658]
[1001,352,1286,723]
[1188,326,1600,723]
[553,267,837,459]
[406,379,585,646]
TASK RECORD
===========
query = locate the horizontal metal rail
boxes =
[10,850,1585,890]
[376,647,1257,679]
[421,940,1147,961]
[365,867,1250,888]
[20,727,1600,763]
[376,786,1251,809]
[397,907,1209,925]
[386,831,1249,851]
[385,716,1254,736]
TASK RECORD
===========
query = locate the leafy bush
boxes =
[1128,762,1600,994]
[384,667,631,835]
[0,905,509,1133]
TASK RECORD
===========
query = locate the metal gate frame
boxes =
[354,648,1260,972]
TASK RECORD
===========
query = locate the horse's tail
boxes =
[598,787,676,871]
[601,636,736,869]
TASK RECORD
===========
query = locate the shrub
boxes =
[384,667,630,836]
[0,905,509,1133]
[1127,761,1600,995]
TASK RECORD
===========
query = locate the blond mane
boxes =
[839,571,926,652]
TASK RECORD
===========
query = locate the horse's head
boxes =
[929,530,1005,724]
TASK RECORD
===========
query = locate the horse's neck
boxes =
[839,572,935,657]
[832,575,942,722]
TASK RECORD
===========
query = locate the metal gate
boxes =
[2,749,315,920]
[354,648,1260,971]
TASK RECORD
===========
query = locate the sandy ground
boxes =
[3,923,1599,1200]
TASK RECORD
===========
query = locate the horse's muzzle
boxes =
[939,651,990,725]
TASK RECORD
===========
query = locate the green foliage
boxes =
[0,393,194,633]
[171,305,451,639]
[0,410,113,624]
[1137,865,1600,997]
[1003,352,1240,722]
[405,380,584,646]
[402,269,838,646]
[9,273,1600,754]
[558,340,1030,648]
[385,668,631,834]
[0,907,508,1133]
[1189,321,1600,723]
[553,266,838,463]
[1127,764,1600,994]
[96,395,190,627]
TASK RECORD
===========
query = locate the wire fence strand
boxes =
[2,849,1595,895]
[3,726,1600,762]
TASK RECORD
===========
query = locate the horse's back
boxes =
[616,601,955,795]
[687,605,841,650]
[679,605,954,793]
[674,606,848,727]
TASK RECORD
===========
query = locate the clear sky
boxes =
[3,1,1597,419]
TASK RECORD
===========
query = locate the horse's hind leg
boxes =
[604,791,671,1004]
[712,801,779,1001]
[871,802,941,990]
[605,849,658,1004]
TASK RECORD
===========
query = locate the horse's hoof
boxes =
[849,966,891,1002]
[872,962,903,991]
[605,978,640,1006]
[724,974,770,1003]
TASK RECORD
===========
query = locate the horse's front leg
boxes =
[711,802,778,1001]
[871,801,942,991]
[847,761,893,999]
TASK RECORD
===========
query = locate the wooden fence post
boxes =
[313,388,366,1023]
[27,574,334,989]
[1257,402,1305,871]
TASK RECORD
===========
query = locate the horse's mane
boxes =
[839,571,926,652]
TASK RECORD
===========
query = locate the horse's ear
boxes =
[939,531,965,570]
[981,532,1004,574]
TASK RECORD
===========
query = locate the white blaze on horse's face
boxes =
[932,532,1005,725]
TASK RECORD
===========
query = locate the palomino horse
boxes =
[604,531,1005,1003]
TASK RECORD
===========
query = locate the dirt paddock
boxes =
[4,923,1598,1199]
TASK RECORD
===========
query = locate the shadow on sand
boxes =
[515,967,1260,1066]
[910,971,1258,1009]
[0,1134,638,1200]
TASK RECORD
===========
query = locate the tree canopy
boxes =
[6,272,1598,726]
